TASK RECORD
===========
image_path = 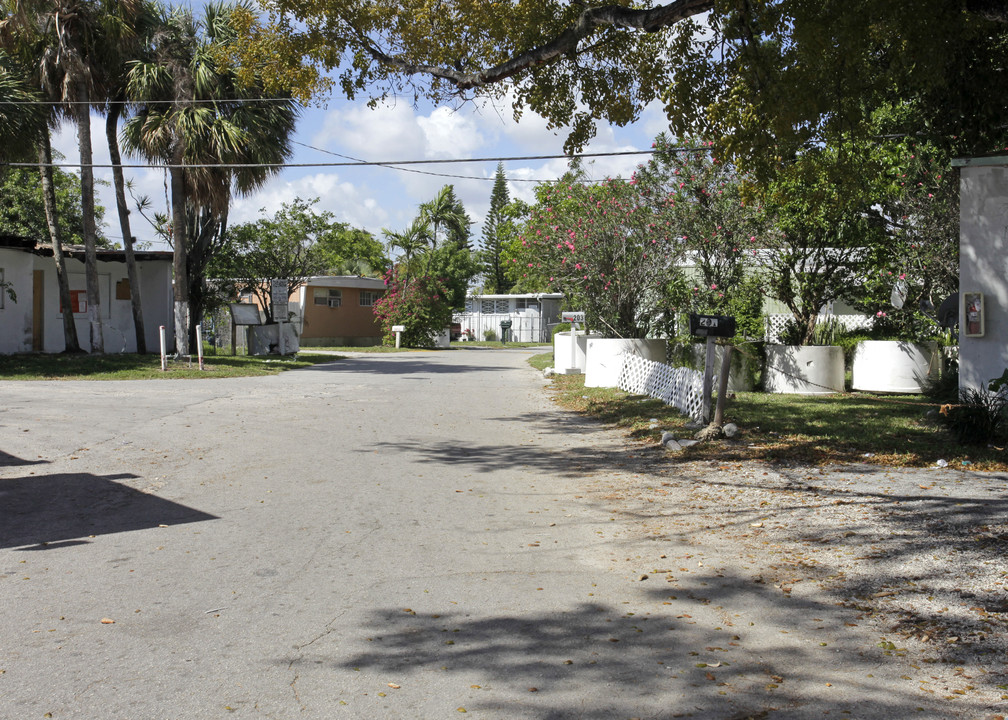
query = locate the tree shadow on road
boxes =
[316,577,976,719]
[607,465,1008,674]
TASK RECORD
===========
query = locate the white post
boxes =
[278,321,286,355]
[196,324,205,370]
[159,325,167,372]
[569,322,578,372]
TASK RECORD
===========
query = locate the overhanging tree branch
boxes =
[358,0,714,90]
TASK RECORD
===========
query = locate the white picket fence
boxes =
[618,354,706,422]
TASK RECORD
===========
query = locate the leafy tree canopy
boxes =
[213,197,381,321]
[233,1,1008,162]
[0,165,112,248]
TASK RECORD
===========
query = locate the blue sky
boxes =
[52,78,672,255]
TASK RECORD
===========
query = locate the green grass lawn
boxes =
[0,352,341,381]
[530,352,1008,470]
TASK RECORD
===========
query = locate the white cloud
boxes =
[417,106,484,159]
[231,171,391,236]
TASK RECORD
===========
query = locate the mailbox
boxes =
[689,313,736,338]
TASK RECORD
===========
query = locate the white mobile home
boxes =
[454,293,564,342]
[0,235,173,354]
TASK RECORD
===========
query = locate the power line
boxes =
[0,97,301,107]
[5,148,666,171]
[290,140,559,183]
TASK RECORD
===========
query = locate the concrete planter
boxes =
[248,323,300,355]
[584,338,667,388]
[852,341,939,393]
[764,344,844,394]
[432,328,451,348]
[552,330,601,374]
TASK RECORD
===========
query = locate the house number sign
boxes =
[689,313,737,338]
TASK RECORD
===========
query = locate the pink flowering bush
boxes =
[635,134,770,339]
[373,265,453,348]
[512,168,684,337]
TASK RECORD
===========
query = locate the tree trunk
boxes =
[106,107,147,353]
[38,134,82,353]
[169,147,190,356]
[75,79,104,354]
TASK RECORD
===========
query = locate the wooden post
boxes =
[702,336,716,423]
[712,343,733,427]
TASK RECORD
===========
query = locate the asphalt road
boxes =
[0,348,999,719]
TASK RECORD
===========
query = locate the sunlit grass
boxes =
[529,352,1007,470]
[0,352,340,381]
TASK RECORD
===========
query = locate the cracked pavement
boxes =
[1,348,1004,719]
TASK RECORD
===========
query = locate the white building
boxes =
[953,156,1008,392]
[0,235,173,354]
[454,292,564,342]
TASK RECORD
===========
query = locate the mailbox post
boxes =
[561,311,586,374]
[689,314,736,424]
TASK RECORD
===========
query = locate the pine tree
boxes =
[482,162,510,293]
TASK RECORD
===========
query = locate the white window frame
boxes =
[313,288,342,308]
[359,290,378,307]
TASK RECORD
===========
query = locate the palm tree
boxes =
[0,26,82,352]
[98,0,160,354]
[123,1,298,354]
[420,185,471,249]
[3,0,111,352]
[383,217,433,288]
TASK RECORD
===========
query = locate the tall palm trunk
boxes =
[38,132,81,353]
[169,144,189,355]
[74,77,104,353]
[106,105,146,353]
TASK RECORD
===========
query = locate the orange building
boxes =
[292,276,386,346]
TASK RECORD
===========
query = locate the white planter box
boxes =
[248,323,300,355]
[432,328,451,348]
[764,344,844,394]
[584,338,667,388]
[553,331,601,374]
[852,341,938,393]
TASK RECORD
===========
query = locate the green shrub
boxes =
[940,387,1007,445]
[484,329,498,341]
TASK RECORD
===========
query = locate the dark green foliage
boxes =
[0,166,111,247]
[481,162,511,293]
[940,388,1007,446]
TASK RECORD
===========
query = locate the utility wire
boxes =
[5,148,668,171]
[290,140,561,182]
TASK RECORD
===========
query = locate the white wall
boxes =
[0,249,36,353]
[958,163,1008,391]
[0,250,173,354]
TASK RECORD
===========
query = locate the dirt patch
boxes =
[589,457,1008,711]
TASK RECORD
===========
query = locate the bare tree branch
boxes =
[358,0,715,90]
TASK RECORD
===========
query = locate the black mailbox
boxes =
[689,313,736,338]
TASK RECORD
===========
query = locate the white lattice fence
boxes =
[618,355,706,422]
[764,314,873,343]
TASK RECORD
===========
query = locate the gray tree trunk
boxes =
[75,80,104,353]
[169,147,190,356]
[106,108,147,353]
[37,134,82,353]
